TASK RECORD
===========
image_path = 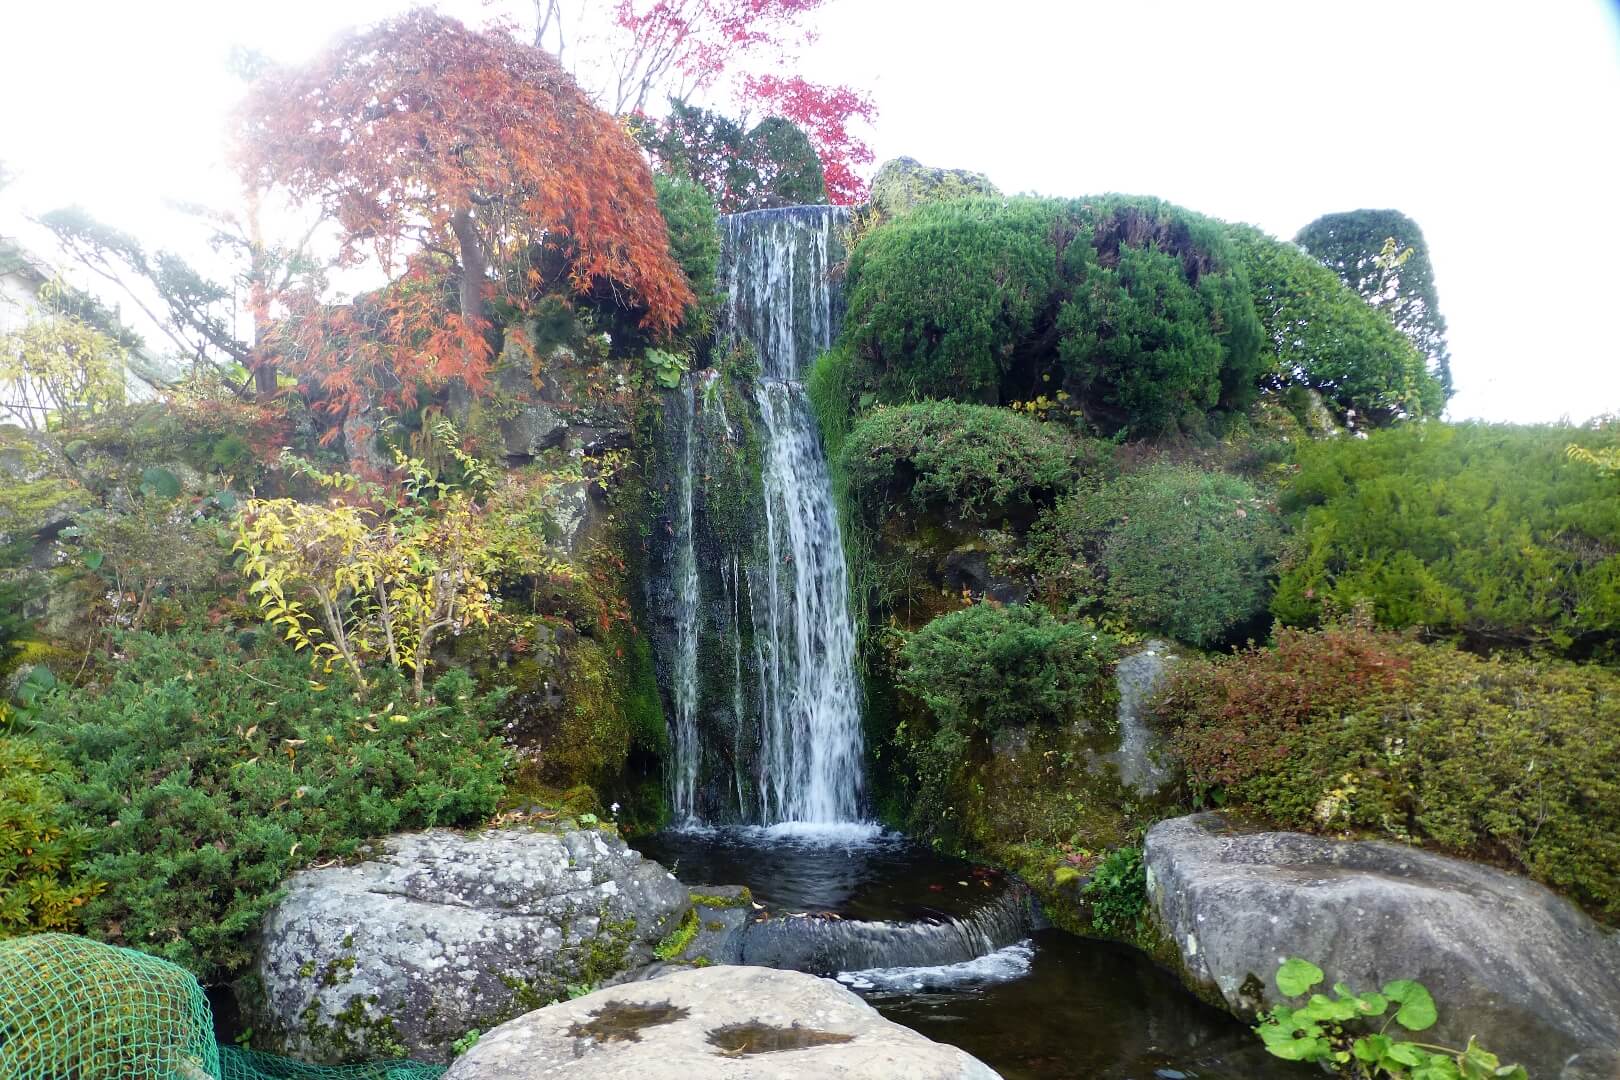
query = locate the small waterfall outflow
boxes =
[740,885,1037,976]
[650,205,865,827]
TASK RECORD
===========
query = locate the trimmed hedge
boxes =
[841,400,1087,520]
[1228,223,1441,426]
[840,195,1266,436]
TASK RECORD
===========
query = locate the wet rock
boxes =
[676,886,753,966]
[941,545,1026,605]
[1145,813,1620,1079]
[252,827,689,1064]
[501,400,569,458]
[440,965,1001,1079]
[870,157,1000,219]
[1095,639,1179,797]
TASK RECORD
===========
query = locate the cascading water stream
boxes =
[668,378,702,822]
[724,206,865,827]
[653,206,866,828]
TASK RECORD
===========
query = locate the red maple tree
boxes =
[235,10,692,421]
[534,0,877,204]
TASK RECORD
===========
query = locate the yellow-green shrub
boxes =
[0,736,103,936]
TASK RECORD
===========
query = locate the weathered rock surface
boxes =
[1145,813,1620,1079]
[870,157,1000,219]
[1096,639,1178,797]
[441,964,1001,1079]
[253,827,689,1064]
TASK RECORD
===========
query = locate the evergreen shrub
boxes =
[1031,464,1281,645]
[897,602,1117,735]
[1227,223,1441,426]
[839,195,1266,435]
[893,603,1117,829]
[24,630,510,982]
[1274,422,1620,657]
[841,401,1089,521]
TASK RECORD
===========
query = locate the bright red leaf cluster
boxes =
[275,258,492,438]
[608,0,828,112]
[740,74,877,204]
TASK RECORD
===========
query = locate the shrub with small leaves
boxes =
[0,735,104,936]
[1155,615,1620,924]
[898,602,1116,735]
[893,603,1116,833]
[841,401,1085,521]
[1033,464,1281,645]
[23,629,509,982]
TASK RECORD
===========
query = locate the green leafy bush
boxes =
[1056,199,1263,434]
[1227,224,1442,426]
[0,735,103,936]
[839,195,1264,435]
[1081,845,1146,938]
[1156,618,1620,923]
[1032,465,1281,645]
[1274,422,1620,657]
[841,401,1085,520]
[25,630,510,981]
[898,602,1116,734]
[654,171,720,338]
[1255,958,1525,1079]
[892,603,1117,836]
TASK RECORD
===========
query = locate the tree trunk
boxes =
[447,207,489,421]
[450,208,487,328]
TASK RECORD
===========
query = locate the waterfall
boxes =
[724,207,864,826]
[750,385,864,823]
[652,205,864,828]
[668,378,702,823]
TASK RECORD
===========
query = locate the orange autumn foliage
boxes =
[235,10,692,420]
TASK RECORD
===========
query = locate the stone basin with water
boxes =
[635,827,1299,1080]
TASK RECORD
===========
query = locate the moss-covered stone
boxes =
[869,157,1000,220]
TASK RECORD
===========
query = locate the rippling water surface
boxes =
[634,829,1304,1080]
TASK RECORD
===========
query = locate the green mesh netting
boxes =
[0,935,446,1080]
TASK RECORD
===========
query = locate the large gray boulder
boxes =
[252,827,689,1063]
[441,964,1001,1080]
[1145,813,1620,1079]
[869,157,999,219]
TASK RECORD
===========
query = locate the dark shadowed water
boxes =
[865,929,1301,1080]
[632,829,1304,1080]
[635,825,1008,920]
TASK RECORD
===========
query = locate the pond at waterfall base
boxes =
[634,828,1302,1080]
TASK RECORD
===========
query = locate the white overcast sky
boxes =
[2,0,1617,423]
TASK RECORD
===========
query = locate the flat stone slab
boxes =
[441,964,1001,1079]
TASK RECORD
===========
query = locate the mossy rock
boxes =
[869,156,1000,219]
